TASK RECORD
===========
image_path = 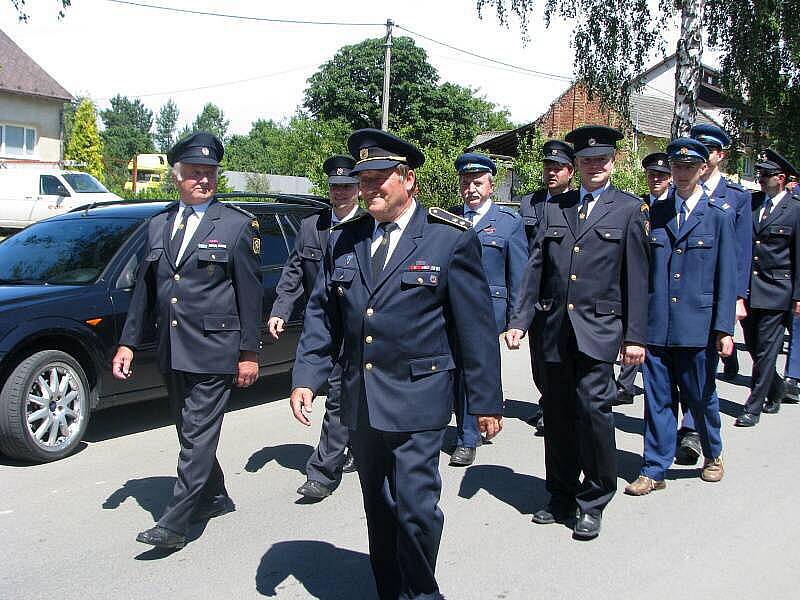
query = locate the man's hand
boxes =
[716,333,734,357]
[794,301,800,316]
[111,346,134,379]
[236,351,259,388]
[504,328,525,350]
[268,316,285,340]
[477,415,503,440]
[621,343,646,366]
[736,298,748,321]
[290,387,315,426]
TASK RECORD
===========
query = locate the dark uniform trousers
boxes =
[120,200,262,536]
[510,187,650,517]
[271,210,366,488]
[741,191,800,414]
[292,205,502,600]
[449,202,527,448]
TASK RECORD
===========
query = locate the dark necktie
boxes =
[465,210,477,227]
[677,201,688,231]
[761,198,773,223]
[169,206,194,262]
[577,194,592,233]
[371,222,399,280]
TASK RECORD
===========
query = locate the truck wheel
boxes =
[0,350,91,462]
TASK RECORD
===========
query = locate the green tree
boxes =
[154,99,180,152]
[183,102,230,142]
[64,98,105,182]
[100,95,155,191]
[303,36,514,147]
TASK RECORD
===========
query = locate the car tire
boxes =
[0,350,91,463]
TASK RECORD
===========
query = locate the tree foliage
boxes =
[154,99,180,153]
[183,102,230,142]
[64,98,105,182]
[100,95,155,189]
[303,36,514,147]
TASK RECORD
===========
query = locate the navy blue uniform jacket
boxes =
[270,208,367,321]
[707,176,752,299]
[291,204,504,432]
[647,191,737,347]
[448,202,528,333]
[517,190,548,253]
[748,191,800,310]
[120,200,262,374]
[509,187,650,363]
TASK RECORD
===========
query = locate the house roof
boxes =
[628,93,720,138]
[0,28,73,102]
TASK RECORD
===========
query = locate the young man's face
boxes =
[542,160,573,194]
[646,169,671,198]
[576,153,614,190]
[670,161,708,196]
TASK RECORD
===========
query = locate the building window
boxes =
[1,124,36,156]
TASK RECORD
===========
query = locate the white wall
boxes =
[0,92,64,164]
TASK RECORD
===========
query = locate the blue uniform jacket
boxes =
[517,190,548,253]
[448,202,528,333]
[509,187,650,363]
[120,200,263,374]
[707,176,752,299]
[647,191,737,347]
[291,204,504,432]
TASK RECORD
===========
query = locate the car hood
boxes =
[0,284,90,309]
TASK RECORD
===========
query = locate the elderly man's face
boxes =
[542,160,573,194]
[175,163,217,204]
[358,167,415,222]
[646,169,672,198]
[459,171,494,210]
[576,153,614,191]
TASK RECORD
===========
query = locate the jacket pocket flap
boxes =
[687,235,714,248]
[489,285,508,299]
[401,271,439,286]
[649,235,665,246]
[596,228,623,241]
[768,225,791,236]
[145,248,163,261]
[198,249,229,262]
[523,217,538,226]
[544,227,566,239]
[772,269,792,280]
[595,301,622,315]
[300,245,323,261]
[535,298,554,311]
[332,267,357,283]
[202,315,240,331]
[409,354,456,377]
[481,235,507,249]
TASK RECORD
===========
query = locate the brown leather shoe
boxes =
[701,456,724,482]
[624,475,666,496]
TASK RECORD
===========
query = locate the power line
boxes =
[103,0,384,26]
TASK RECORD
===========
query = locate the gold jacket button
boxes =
[568,303,575,310]
[366,308,374,317]
[174,274,181,281]
[171,297,178,304]
[573,246,580,253]
[171,320,178,327]
[431,364,437,371]
[417,277,424,284]
[365,363,373,370]
[675,248,683,254]
[671,297,678,303]
[365,336,373,344]
[674,273,681,279]
[570,274,577,281]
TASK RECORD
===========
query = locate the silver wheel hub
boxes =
[25,363,85,451]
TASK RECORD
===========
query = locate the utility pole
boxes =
[381,18,394,131]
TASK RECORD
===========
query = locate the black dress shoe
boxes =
[573,512,601,540]
[762,398,781,414]
[190,495,235,523]
[297,480,332,499]
[613,390,634,406]
[674,431,702,465]
[136,525,186,549]
[341,452,357,473]
[449,446,476,466]
[734,412,760,427]
[532,503,575,524]
[783,378,800,403]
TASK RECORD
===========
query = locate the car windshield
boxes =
[0,218,141,285]
[62,173,110,193]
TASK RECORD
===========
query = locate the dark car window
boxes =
[277,214,298,252]
[0,218,141,285]
[40,175,69,196]
[257,214,289,268]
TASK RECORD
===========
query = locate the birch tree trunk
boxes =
[672,0,704,138]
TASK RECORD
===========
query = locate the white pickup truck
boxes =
[0,169,122,229]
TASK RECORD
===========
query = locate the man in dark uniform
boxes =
[268,155,365,500]
[516,140,574,434]
[446,152,527,466]
[615,151,672,406]
[506,125,649,540]
[735,149,800,426]
[290,129,503,600]
[112,132,262,549]
[782,181,800,404]
[625,138,735,496]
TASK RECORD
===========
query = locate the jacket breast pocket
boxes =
[202,315,241,332]
[648,235,665,248]
[400,271,439,288]
[409,354,456,379]
[481,235,507,251]
[596,228,623,242]
[489,285,507,299]
[768,225,791,238]
[300,245,322,262]
[595,301,622,316]
[523,216,538,227]
[535,298,554,312]
[543,227,567,243]
[687,235,714,249]
[332,267,357,286]
[198,248,230,264]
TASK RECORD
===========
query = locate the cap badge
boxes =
[336,167,344,175]
[657,159,664,166]
[360,148,369,160]
[201,147,210,156]
[760,152,767,161]
[680,147,689,155]
[588,138,596,146]
[551,149,558,155]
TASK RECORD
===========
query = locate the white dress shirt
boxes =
[172,200,211,263]
[703,170,722,196]
[331,204,359,226]
[463,198,493,228]
[675,186,704,222]
[370,199,417,267]
[760,190,787,221]
[578,181,610,218]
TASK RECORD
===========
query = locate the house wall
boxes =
[0,92,63,166]
[536,82,625,139]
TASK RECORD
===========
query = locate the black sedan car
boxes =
[0,194,324,463]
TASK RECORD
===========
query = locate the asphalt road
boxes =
[1,337,798,600]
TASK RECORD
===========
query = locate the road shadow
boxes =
[0,441,88,466]
[718,396,744,419]
[716,373,751,387]
[255,540,376,599]
[84,373,292,444]
[458,464,548,515]
[503,398,540,422]
[103,476,176,521]
[245,443,314,474]
[617,447,645,483]
[613,412,644,436]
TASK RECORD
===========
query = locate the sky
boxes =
[1,0,685,137]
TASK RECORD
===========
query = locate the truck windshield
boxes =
[62,173,110,193]
[0,218,140,285]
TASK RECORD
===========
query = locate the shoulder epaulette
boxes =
[331,210,371,230]
[724,179,746,192]
[226,203,256,220]
[428,206,470,230]
[496,204,520,218]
